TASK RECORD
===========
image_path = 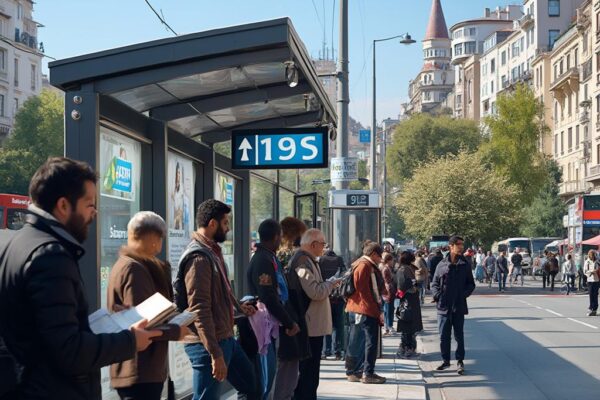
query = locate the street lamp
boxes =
[370,33,415,238]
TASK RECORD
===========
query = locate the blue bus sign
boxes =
[359,129,371,143]
[231,128,328,169]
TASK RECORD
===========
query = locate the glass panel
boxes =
[0,206,4,228]
[111,84,176,112]
[5,208,28,230]
[279,189,294,221]
[206,101,277,127]
[269,94,308,115]
[279,169,297,190]
[159,67,250,99]
[295,195,315,229]
[331,208,380,264]
[214,172,235,281]
[168,114,218,136]
[243,62,286,86]
[254,169,277,181]
[250,176,275,242]
[166,152,195,395]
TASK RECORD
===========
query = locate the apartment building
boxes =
[586,0,600,188]
[548,0,593,199]
[0,0,43,142]
[450,6,522,120]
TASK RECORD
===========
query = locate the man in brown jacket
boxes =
[181,199,258,400]
[345,241,386,384]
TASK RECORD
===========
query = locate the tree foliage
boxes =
[481,84,549,206]
[386,114,482,185]
[0,90,64,195]
[397,152,519,246]
[520,159,565,238]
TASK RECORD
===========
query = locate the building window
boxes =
[568,127,572,151]
[17,3,23,20]
[511,41,520,58]
[576,125,580,149]
[549,0,560,17]
[0,49,6,72]
[0,94,5,117]
[561,131,564,154]
[468,27,476,36]
[597,144,600,165]
[566,54,571,70]
[554,101,558,121]
[13,58,17,87]
[13,98,18,116]
[549,30,560,48]
[555,134,558,156]
[575,49,578,67]
[30,64,36,91]
[454,43,463,56]
[491,80,495,93]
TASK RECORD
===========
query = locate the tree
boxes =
[386,114,482,185]
[520,159,565,237]
[481,83,549,206]
[397,152,519,246]
[0,90,64,194]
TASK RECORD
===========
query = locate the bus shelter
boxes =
[49,18,335,399]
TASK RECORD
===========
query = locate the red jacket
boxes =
[346,257,386,319]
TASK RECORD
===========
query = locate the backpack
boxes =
[338,266,356,300]
[173,240,219,312]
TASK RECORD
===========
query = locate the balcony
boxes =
[588,164,600,183]
[559,180,586,197]
[577,9,591,32]
[518,13,535,30]
[580,109,590,124]
[550,68,580,99]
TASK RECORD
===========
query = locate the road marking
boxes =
[567,318,599,329]
[535,306,543,310]
[545,309,564,317]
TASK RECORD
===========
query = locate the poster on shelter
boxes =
[167,152,195,268]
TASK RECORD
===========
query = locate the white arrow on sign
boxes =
[239,138,252,162]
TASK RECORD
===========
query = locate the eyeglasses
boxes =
[312,241,327,246]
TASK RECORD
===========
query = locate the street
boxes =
[419,279,600,400]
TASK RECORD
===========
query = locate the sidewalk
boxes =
[317,332,426,400]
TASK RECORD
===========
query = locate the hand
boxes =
[130,319,163,351]
[331,278,342,288]
[178,325,192,340]
[112,304,131,312]
[212,356,227,382]
[240,302,257,316]
[285,323,300,336]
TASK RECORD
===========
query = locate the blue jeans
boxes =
[184,338,257,400]
[417,280,426,304]
[258,341,276,400]
[437,312,465,362]
[345,312,365,376]
[497,271,507,290]
[383,302,394,330]
[324,301,346,356]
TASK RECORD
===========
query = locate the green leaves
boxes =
[0,89,64,195]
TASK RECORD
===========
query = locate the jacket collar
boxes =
[26,205,85,259]
[445,253,467,265]
[256,242,277,256]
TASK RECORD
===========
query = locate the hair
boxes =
[567,254,572,260]
[300,228,324,246]
[280,217,307,249]
[416,250,424,257]
[128,211,167,240]
[258,219,281,242]
[399,250,416,265]
[363,241,383,257]
[381,252,394,263]
[196,199,231,228]
[449,235,464,245]
[29,157,98,213]
[588,250,596,261]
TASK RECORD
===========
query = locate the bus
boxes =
[530,237,562,257]
[0,193,30,230]
[494,237,532,272]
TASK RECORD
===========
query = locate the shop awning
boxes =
[582,235,600,246]
[49,18,336,144]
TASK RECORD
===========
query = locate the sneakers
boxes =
[587,310,597,316]
[436,361,451,371]
[457,360,465,375]
[347,373,362,382]
[361,373,386,384]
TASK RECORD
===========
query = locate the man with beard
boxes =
[0,157,161,400]
[180,199,258,400]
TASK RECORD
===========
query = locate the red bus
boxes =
[0,193,30,230]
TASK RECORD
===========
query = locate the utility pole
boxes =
[335,0,349,191]
[370,42,377,190]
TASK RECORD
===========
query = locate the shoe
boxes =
[587,310,597,316]
[436,361,451,371]
[361,373,386,384]
[405,349,414,358]
[396,348,406,358]
[457,361,465,375]
[335,353,343,361]
[325,355,337,360]
[347,374,362,382]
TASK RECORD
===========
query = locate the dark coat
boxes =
[0,212,136,400]
[431,254,476,316]
[395,264,423,334]
[428,253,443,277]
[247,244,295,330]
[496,255,508,273]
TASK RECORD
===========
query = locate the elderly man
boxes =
[286,229,340,400]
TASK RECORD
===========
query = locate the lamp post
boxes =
[370,33,415,191]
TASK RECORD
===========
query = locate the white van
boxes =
[495,237,532,272]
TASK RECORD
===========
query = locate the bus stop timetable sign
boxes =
[231,128,328,169]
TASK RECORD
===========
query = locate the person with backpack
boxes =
[319,248,347,359]
[345,241,387,384]
[179,199,258,400]
[246,219,299,400]
[0,157,161,400]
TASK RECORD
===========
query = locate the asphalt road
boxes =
[418,278,600,400]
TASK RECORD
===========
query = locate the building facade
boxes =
[406,0,454,115]
[0,0,43,141]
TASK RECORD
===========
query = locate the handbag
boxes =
[395,299,412,322]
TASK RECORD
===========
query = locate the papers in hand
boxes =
[88,292,198,335]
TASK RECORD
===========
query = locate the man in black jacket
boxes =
[0,157,160,400]
[247,219,299,399]
[431,236,476,375]
[318,249,346,359]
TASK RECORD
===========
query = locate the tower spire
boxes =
[424,0,449,40]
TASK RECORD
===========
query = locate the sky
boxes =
[35,0,520,127]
